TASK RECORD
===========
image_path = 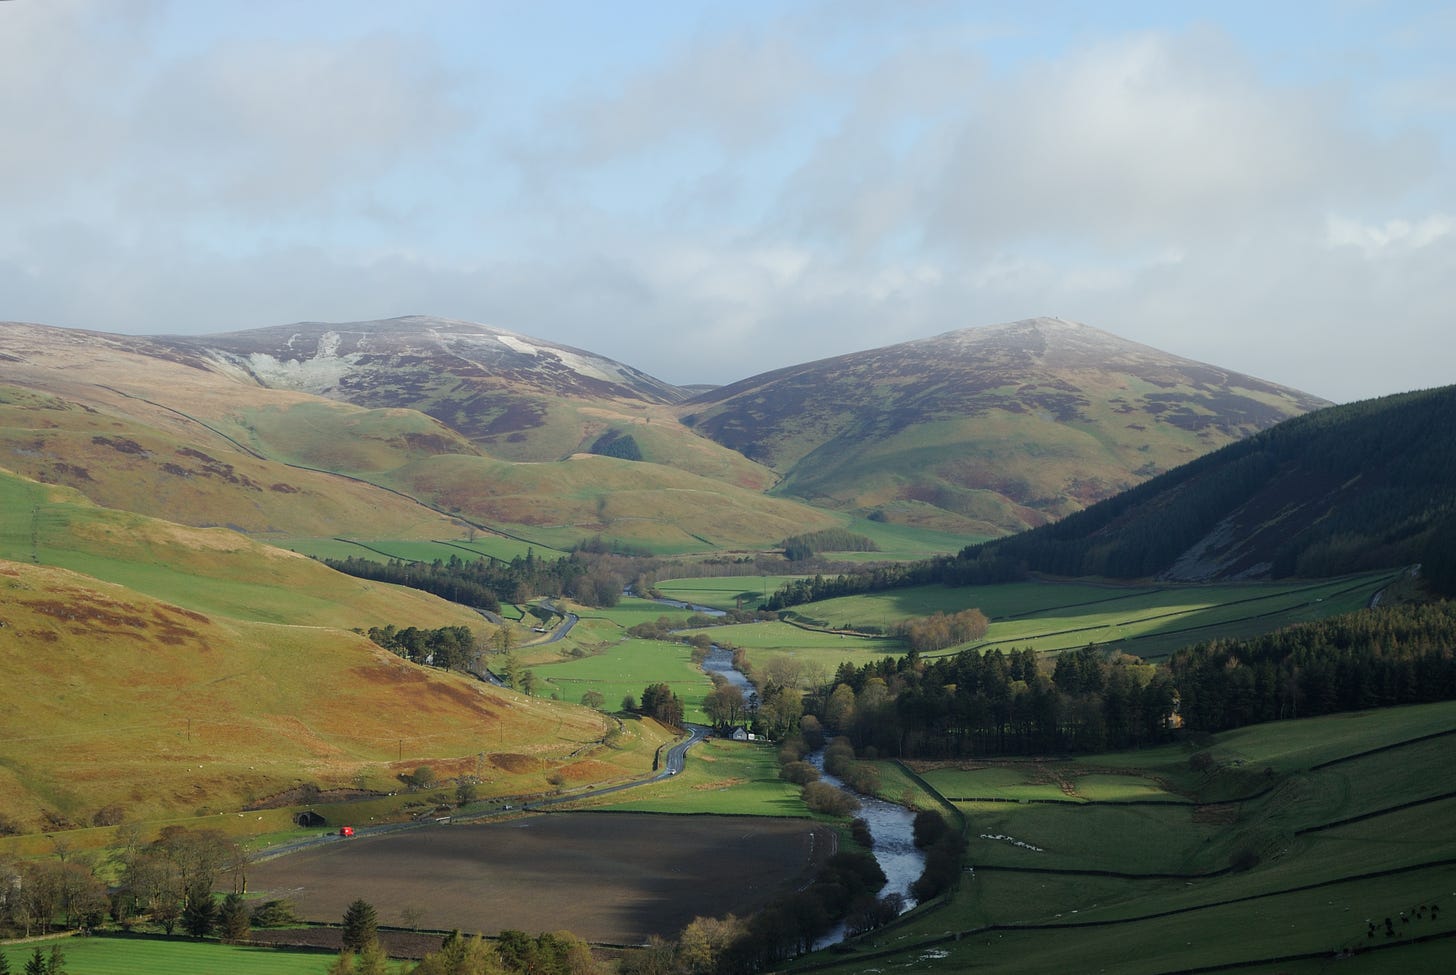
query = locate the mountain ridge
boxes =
[4,315,1331,537]
[681,317,1328,532]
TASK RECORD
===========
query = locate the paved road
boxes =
[256,723,713,861]
[514,723,710,811]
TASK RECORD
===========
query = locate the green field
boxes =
[0,937,334,975]
[824,516,981,561]
[685,620,899,683]
[798,700,1456,975]
[767,572,1398,665]
[280,534,555,565]
[528,638,716,721]
[654,575,809,611]
[588,739,808,816]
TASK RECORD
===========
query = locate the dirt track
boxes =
[248,812,835,944]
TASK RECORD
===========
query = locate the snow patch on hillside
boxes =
[245,330,356,393]
[492,333,619,384]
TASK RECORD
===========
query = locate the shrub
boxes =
[802,781,860,817]
[779,761,820,785]
[250,899,301,927]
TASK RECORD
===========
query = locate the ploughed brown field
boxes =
[248,812,836,944]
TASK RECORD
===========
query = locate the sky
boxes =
[1,1,1452,403]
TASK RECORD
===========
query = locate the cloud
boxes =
[2,6,1451,405]
[1325,213,1454,257]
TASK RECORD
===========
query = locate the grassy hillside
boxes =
[801,701,1456,974]
[0,468,483,628]
[950,383,1456,584]
[0,559,629,830]
[0,383,471,541]
[383,452,842,553]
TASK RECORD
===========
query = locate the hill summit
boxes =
[682,318,1329,534]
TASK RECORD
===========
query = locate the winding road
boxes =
[256,723,713,862]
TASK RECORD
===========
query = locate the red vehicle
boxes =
[339,826,355,837]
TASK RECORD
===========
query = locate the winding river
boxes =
[698,644,924,946]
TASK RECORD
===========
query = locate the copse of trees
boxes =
[780,529,880,562]
[637,683,685,729]
[816,645,1176,758]
[588,431,643,461]
[364,624,478,672]
[323,549,625,610]
[891,608,989,653]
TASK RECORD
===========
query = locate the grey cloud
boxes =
[126,33,470,215]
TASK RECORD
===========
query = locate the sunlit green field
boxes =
[528,638,716,721]
[827,516,982,560]
[655,574,808,611]
[278,534,553,564]
[0,938,334,975]
[772,571,1397,663]
[686,620,899,681]
[587,739,807,816]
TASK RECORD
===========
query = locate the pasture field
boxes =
[0,473,484,630]
[573,595,716,631]
[528,638,716,720]
[918,763,1185,804]
[820,516,983,561]
[800,700,1456,975]
[654,575,808,611]
[691,620,895,657]
[588,739,807,817]
[248,813,836,945]
[279,533,551,565]
[762,572,1397,669]
[0,937,334,975]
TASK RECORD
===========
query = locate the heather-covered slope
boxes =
[683,318,1328,534]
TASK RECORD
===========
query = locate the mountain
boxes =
[0,321,831,550]
[681,318,1330,535]
[181,315,687,452]
[2,316,1330,547]
[948,384,1456,585]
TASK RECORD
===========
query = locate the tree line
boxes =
[322,550,625,612]
[1169,600,1456,732]
[799,600,1456,761]
[811,645,1176,758]
[0,825,248,942]
[779,529,880,562]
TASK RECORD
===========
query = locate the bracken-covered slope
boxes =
[682,318,1329,535]
[0,558,621,829]
[950,384,1456,585]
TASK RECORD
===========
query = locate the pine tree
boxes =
[218,891,251,943]
[182,888,217,938]
[341,898,378,954]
